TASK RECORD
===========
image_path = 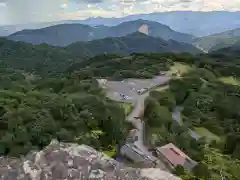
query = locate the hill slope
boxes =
[210,40,240,55]
[0,35,200,76]
[7,24,95,46]
[2,11,240,37]
[8,19,195,46]
[0,38,82,75]
[60,11,240,36]
[66,32,201,56]
[192,28,240,52]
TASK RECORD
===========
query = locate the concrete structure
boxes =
[126,129,138,143]
[156,143,197,171]
[120,144,154,167]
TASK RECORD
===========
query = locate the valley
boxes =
[0,9,240,180]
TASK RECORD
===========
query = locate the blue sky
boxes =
[0,0,239,25]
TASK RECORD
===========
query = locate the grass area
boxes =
[219,76,240,86]
[204,148,240,179]
[194,127,220,143]
[103,148,116,157]
[154,85,169,92]
[168,62,194,77]
[118,102,133,115]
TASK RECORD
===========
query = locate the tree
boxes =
[192,162,210,179]
[174,165,185,176]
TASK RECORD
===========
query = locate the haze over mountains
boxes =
[7,20,195,46]
[1,11,240,37]
[193,28,240,52]
[1,11,239,55]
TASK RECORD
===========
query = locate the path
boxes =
[98,75,170,169]
[172,106,201,140]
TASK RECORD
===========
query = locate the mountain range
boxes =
[193,28,240,52]
[7,20,195,46]
[1,11,240,37]
[0,32,202,75]
[66,32,201,56]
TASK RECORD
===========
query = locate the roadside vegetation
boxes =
[218,76,240,86]
[0,67,128,157]
[168,62,194,76]
[118,102,133,115]
[194,127,220,143]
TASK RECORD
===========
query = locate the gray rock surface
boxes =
[0,140,180,180]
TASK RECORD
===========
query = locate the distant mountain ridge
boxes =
[1,11,239,37]
[211,40,240,55]
[66,31,201,56]
[8,24,95,46]
[7,19,195,46]
[192,28,240,52]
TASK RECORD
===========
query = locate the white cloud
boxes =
[61,3,68,9]
[0,2,6,7]
[0,0,239,24]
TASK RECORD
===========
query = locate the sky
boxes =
[0,0,240,25]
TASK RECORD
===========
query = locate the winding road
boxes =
[98,74,199,168]
[98,75,170,168]
[172,106,200,140]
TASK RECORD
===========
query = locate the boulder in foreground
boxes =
[0,139,181,180]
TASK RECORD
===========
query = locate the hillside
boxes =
[7,24,95,46]
[60,11,240,36]
[66,32,201,56]
[0,35,200,77]
[0,38,83,75]
[192,28,240,52]
[105,19,195,43]
[7,19,195,46]
[2,11,240,37]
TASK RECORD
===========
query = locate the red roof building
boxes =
[156,143,197,171]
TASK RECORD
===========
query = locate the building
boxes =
[156,143,197,171]
[120,144,154,167]
[126,129,138,143]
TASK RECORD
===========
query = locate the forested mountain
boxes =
[104,20,195,43]
[192,28,240,52]
[2,11,240,37]
[0,38,83,75]
[7,24,95,46]
[7,19,195,46]
[0,35,200,77]
[76,11,240,37]
[66,32,201,56]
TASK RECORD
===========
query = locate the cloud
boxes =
[0,0,68,24]
[0,0,239,24]
[0,2,6,7]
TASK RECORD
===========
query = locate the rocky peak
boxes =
[0,140,181,180]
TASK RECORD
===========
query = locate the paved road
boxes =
[98,75,170,170]
[100,75,200,154]
[172,106,201,140]
[100,76,170,103]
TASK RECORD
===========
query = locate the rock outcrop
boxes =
[0,140,180,180]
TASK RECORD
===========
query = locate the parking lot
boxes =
[99,75,170,102]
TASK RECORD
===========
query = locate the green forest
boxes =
[143,49,240,179]
[1,37,240,179]
[0,65,130,156]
